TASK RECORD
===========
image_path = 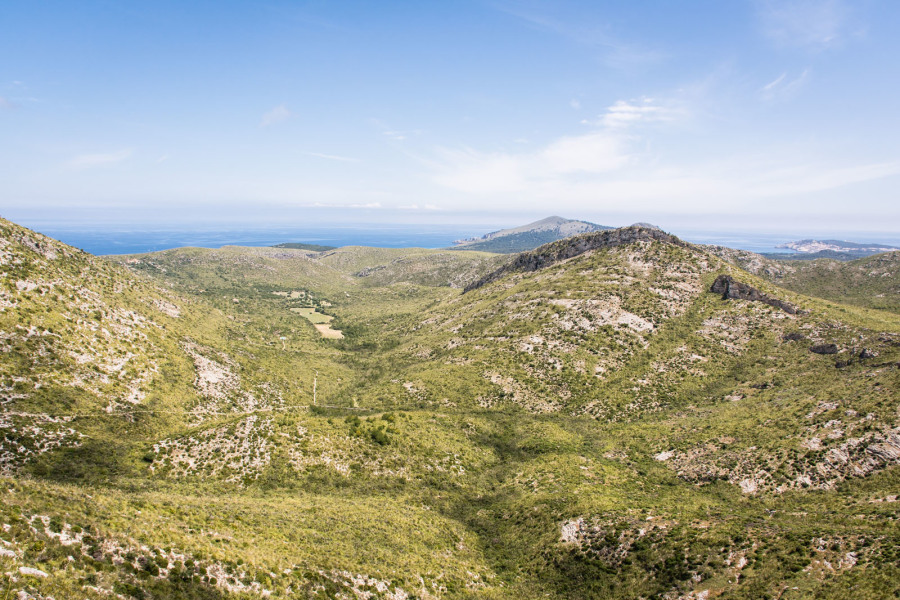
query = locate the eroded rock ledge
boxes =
[710,274,799,314]
[464,226,686,292]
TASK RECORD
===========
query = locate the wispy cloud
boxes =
[260,104,291,127]
[156,154,169,163]
[432,130,631,194]
[371,118,425,141]
[65,149,133,170]
[398,204,440,210]
[597,98,680,128]
[349,202,382,208]
[0,96,12,110]
[430,97,679,194]
[744,159,900,196]
[306,152,359,162]
[757,0,851,49]
[494,3,664,69]
[760,69,810,102]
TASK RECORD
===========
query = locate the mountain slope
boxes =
[2,219,899,600]
[706,245,900,314]
[451,216,612,253]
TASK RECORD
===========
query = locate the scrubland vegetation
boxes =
[1,218,898,599]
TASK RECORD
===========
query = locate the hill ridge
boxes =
[464,225,685,291]
[451,215,612,253]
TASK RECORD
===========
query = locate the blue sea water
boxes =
[22,222,900,257]
[31,224,499,256]
[675,230,900,255]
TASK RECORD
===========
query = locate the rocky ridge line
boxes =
[463,226,687,292]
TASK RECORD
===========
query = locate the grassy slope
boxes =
[2,220,899,599]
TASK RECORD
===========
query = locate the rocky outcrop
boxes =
[710,275,798,314]
[464,226,686,292]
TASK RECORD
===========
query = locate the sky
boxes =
[1,0,899,235]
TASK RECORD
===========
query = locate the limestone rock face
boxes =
[465,226,685,292]
[710,274,798,314]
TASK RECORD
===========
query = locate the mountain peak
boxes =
[452,216,613,253]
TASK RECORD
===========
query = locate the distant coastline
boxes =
[19,222,900,257]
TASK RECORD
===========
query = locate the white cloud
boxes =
[760,69,810,102]
[156,155,169,163]
[762,73,786,92]
[599,98,679,128]
[0,96,12,110]
[397,204,440,211]
[432,148,526,194]
[432,130,631,195]
[757,0,850,49]
[348,202,382,208]
[370,118,424,141]
[540,131,630,174]
[260,104,291,127]
[569,99,581,110]
[382,129,424,141]
[430,97,680,195]
[306,152,358,162]
[65,149,133,170]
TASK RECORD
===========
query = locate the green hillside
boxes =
[706,245,900,314]
[2,218,899,599]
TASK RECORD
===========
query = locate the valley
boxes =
[1,218,898,599]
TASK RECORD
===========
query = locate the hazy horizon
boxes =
[8,212,900,257]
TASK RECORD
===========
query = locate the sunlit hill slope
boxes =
[1,217,898,599]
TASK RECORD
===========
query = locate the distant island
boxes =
[764,239,899,261]
[450,216,612,253]
[272,242,337,252]
[777,239,899,254]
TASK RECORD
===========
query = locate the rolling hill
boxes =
[1,217,899,599]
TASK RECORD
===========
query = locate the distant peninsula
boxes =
[765,239,899,261]
[450,216,612,253]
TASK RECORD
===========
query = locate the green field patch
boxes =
[290,307,343,338]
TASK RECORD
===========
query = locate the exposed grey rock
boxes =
[783,332,806,342]
[866,431,900,463]
[710,274,799,314]
[354,265,386,277]
[464,226,685,292]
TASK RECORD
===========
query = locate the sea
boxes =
[30,224,495,256]
[20,223,900,257]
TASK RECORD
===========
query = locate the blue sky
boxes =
[1,0,899,233]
